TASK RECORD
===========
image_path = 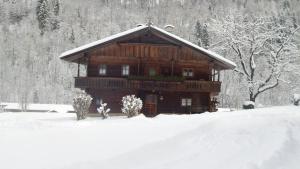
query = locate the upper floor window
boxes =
[99,64,107,75]
[182,68,193,77]
[181,98,192,107]
[149,68,156,76]
[122,65,130,76]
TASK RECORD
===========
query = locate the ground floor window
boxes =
[96,98,103,107]
[181,98,192,106]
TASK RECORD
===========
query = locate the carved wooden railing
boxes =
[75,77,221,92]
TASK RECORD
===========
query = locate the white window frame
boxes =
[181,98,192,107]
[122,65,130,76]
[99,64,107,75]
[182,68,193,77]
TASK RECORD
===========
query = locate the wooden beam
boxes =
[119,42,179,48]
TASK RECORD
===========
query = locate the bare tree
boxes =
[211,15,300,103]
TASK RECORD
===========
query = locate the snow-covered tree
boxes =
[194,21,209,49]
[97,102,110,119]
[121,95,143,118]
[72,90,92,120]
[36,0,50,35]
[53,0,60,16]
[293,94,300,106]
[69,28,75,43]
[211,15,300,105]
[50,0,60,30]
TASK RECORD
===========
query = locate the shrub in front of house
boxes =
[293,94,300,106]
[243,101,255,109]
[97,102,110,119]
[73,90,92,120]
[121,95,143,118]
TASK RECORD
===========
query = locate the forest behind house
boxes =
[0,0,300,108]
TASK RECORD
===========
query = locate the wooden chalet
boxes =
[60,24,236,117]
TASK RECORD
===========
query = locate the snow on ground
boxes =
[0,106,300,169]
[1,102,74,113]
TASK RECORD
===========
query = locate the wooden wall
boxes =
[87,43,211,80]
[86,88,209,115]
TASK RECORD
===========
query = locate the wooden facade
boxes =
[60,25,235,117]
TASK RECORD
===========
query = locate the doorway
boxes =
[145,94,157,117]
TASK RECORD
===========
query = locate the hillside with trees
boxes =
[0,0,299,108]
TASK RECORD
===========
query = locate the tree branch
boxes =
[231,45,250,78]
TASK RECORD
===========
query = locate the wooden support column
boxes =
[208,62,213,81]
[212,69,215,81]
[138,57,141,76]
[217,70,220,82]
[171,59,174,76]
[77,61,80,77]
[172,47,179,76]
[86,54,89,77]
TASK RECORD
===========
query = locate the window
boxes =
[99,64,107,75]
[122,65,130,76]
[96,98,103,106]
[182,68,193,77]
[181,98,192,106]
[149,68,156,76]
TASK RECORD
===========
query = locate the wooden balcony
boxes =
[74,77,221,92]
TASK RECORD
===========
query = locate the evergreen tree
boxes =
[194,21,209,49]
[195,21,202,47]
[36,0,50,35]
[69,28,75,43]
[51,0,60,30]
[201,24,209,49]
[53,0,60,16]
[33,90,39,103]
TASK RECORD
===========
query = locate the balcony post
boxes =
[138,57,140,76]
[171,59,174,76]
[86,54,89,76]
[77,62,80,77]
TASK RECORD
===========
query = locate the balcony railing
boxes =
[75,77,221,92]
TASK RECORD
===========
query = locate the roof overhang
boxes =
[59,25,236,70]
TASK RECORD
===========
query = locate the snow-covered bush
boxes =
[243,101,255,109]
[73,90,92,120]
[293,94,300,106]
[97,102,110,119]
[121,95,143,118]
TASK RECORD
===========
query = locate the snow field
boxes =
[0,106,299,169]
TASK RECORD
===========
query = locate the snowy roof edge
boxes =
[59,25,236,69]
[59,25,148,59]
[150,25,236,69]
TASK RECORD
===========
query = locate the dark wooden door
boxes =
[145,94,157,116]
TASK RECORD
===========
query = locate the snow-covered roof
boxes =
[150,25,236,69]
[60,25,236,69]
[59,25,148,59]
